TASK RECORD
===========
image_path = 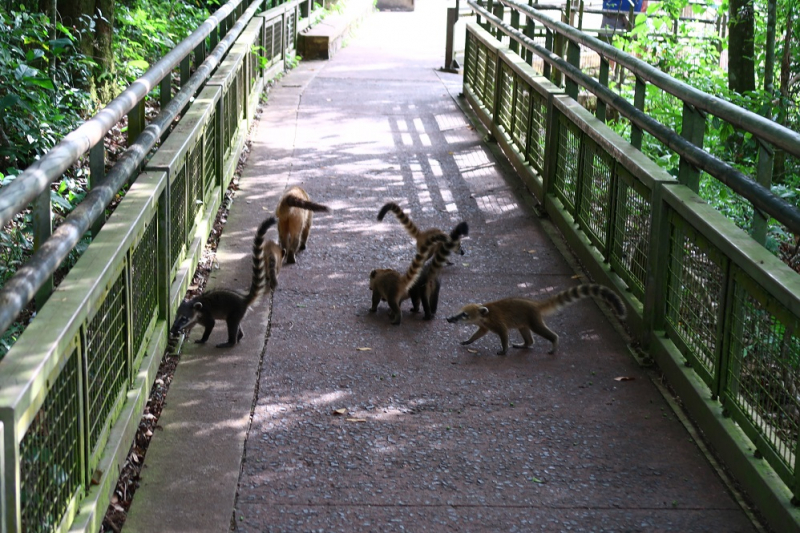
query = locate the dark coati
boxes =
[377,202,464,259]
[369,233,449,325]
[408,221,469,320]
[170,217,275,348]
[276,186,329,264]
[446,284,626,355]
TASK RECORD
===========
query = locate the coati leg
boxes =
[216,315,246,348]
[300,220,312,251]
[410,293,421,313]
[195,313,217,344]
[512,328,535,350]
[427,281,441,318]
[460,326,490,347]
[370,291,381,313]
[530,319,559,353]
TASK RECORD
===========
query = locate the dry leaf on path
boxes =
[357,347,372,351]
[467,349,478,354]
[333,408,348,416]
[346,418,367,423]
[614,376,635,382]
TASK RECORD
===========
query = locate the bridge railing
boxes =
[0,0,307,531]
[462,6,800,531]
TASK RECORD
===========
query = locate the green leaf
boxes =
[24,77,55,90]
[127,59,150,70]
[0,95,21,112]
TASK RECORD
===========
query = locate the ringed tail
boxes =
[428,221,469,277]
[267,254,278,291]
[247,217,274,304]
[377,202,421,238]
[538,284,626,319]
[284,195,330,212]
[401,233,448,292]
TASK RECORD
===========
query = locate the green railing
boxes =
[0,0,306,531]
[463,13,800,533]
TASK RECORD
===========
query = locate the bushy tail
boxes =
[283,194,329,212]
[267,254,278,292]
[538,284,626,319]
[401,233,449,293]
[247,217,275,304]
[377,202,421,239]
[426,221,469,279]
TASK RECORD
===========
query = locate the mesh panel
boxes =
[131,220,158,361]
[511,80,530,155]
[286,12,295,53]
[464,32,476,88]
[236,66,245,122]
[554,114,580,212]
[610,170,650,300]
[497,63,514,132]
[249,47,258,91]
[204,118,216,200]
[223,89,236,155]
[275,20,283,60]
[578,138,613,252]
[187,143,203,225]
[20,350,81,533]
[526,91,547,175]
[475,45,488,108]
[725,270,800,480]
[86,271,128,450]
[170,165,187,264]
[264,23,274,60]
[665,218,723,384]
[484,50,497,116]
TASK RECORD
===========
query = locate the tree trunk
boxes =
[728,0,756,94]
[772,5,794,184]
[57,0,115,103]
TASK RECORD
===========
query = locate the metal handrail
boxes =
[497,0,800,158]
[0,0,266,341]
[0,0,246,230]
[467,0,800,236]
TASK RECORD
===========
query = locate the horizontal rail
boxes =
[467,0,800,236]
[0,0,246,231]
[509,0,800,158]
[0,0,267,350]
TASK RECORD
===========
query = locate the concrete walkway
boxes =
[126,1,762,532]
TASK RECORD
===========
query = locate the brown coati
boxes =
[276,186,330,264]
[408,221,469,320]
[446,284,626,355]
[170,217,275,348]
[369,233,449,325]
[377,202,464,259]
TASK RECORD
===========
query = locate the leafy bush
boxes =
[114,0,210,88]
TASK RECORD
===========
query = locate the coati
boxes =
[446,284,626,355]
[377,202,464,259]
[408,221,469,320]
[275,186,330,264]
[369,233,449,325]
[170,217,275,348]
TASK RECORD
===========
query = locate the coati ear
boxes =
[478,306,490,316]
[193,301,204,311]
[369,270,377,279]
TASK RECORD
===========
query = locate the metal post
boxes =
[89,141,106,237]
[33,189,52,309]
[524,13,535,66]
[677,102,706,193]
[566,40,580,100]
[444,7,460,72]
[597,57,609,122]
[631,76,646,150]
[510,9,520,54]
[751,143,774,244]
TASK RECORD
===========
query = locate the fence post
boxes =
[677,102,705,193]
[89,141,106,238]
[566,39,580,100]
[33,190,53,309]
[750,143,774,245]
[630,76,646,150]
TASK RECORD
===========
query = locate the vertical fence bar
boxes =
[677,102,705,193]
[33,190,53,309]
[524,12,534,66]
[630,76,645,150]
[750,143,774,245]
[89,141,106,238]
[566,39,580,99]
[597,56,609,122]
[544,29,552,80]
[510,9,520,54]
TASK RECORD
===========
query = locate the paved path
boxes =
[127,1,762,532]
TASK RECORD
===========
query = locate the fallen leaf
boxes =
[527,249,536,254]
[91,469,103,485]
[333,408,348,416]
[357,347,372,351]
[462,263,469,267]
[614,376,635,381]
[346,418,367,423]
[296,304,307,308]
[530,477,545,483]
[467,349,478,354]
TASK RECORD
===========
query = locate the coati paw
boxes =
[216,342,235,348]
[512,343,531,350]
[195,339,207,344]
[369,307,377,313]
[422,314,434,321]
[496,350,508,356]
[460,340,473,346]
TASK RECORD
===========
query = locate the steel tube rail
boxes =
[497,0,800,158]
[0,0,266,339]
[0,0,246,230]
[467,1,800,236]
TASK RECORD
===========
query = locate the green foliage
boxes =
[610,0,800,245]
[0,8,95,173]
[114,0,209,88]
